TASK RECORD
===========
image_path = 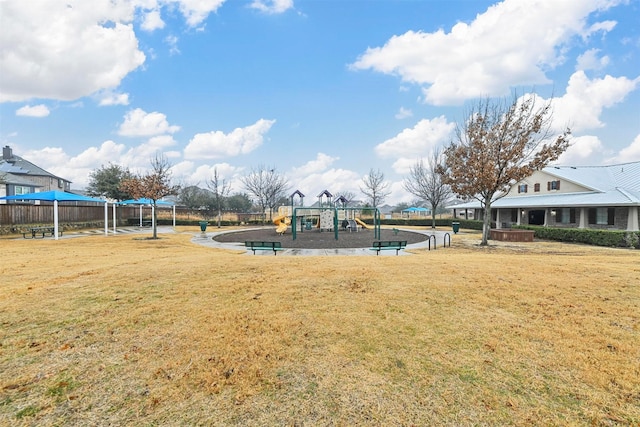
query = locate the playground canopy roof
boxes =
[0,190,105,203]
[402,207,429,213]
[118,198,174,206]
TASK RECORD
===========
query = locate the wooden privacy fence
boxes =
[0,203,139,226]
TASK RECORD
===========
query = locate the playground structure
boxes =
[275,189,381,240]
[273,214,291,235]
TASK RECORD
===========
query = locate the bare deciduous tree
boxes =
[120,154,180,239]
[241,165,288,224]
[207,167,231,228]
[438,94,570,245]
[403,148,451,228]
[360,168,390,209]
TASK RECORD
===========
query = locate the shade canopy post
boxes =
[53,200,59,240]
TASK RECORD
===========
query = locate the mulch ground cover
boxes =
[212,225,430,249]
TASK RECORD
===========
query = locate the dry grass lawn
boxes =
[0,227,638,426]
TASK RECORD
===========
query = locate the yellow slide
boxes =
[354,218,371,229]
[273,215,291,234]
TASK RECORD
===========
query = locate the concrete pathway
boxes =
[192,227,454,256]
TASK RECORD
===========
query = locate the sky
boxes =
[1,0,639,205]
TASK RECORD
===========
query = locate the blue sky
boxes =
[1,0,639,204]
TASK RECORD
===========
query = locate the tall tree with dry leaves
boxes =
[439,94,570,245]
[120,154,180,239]
[404,148,452,229]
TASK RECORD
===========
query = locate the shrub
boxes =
[513,225,639,249]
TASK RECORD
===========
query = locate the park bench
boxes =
[370,240,407,256]
[22,226,62,239]
[245,241,283,255]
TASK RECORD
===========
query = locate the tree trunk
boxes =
[152,202,158,239]
[481,202,492,246]
[431,203,437,229]
[217,209,222,228]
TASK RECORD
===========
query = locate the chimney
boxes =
[2,145,12,160]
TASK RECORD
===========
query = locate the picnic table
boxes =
[22,226,62,239]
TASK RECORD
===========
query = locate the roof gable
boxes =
[0,154,67,181]
[544,161,640,192]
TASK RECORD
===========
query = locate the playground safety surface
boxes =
[212,226,429,249]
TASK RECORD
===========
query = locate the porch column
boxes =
[517,209,522,226]
[496,209,502,229]
[627,206,639,231]
[579,208,588,229]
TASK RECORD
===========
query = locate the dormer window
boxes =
[518,184,528,194]
[548,180,560,191]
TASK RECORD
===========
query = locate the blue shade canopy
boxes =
[118,198,174,206]
[0,190,105,203]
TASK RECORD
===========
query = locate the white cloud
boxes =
[351,0,623,105]
[15,104,50,117]
[141,9,165,31]
[390,157,418,175]
[547,71,640,132]
[165,35,180,55]
[576,48,609,71]
[118,108,181,137]
[176,0,226,27]
[22,138,183,184]
[22,140,128,187]
[97,90,130,106]
[557,134,605,165]
[395,107,413,119]
[290,168,362,201]
[291,153,338,176]
[0,0,145,102]
[178,162,243,190]
[250,0,294,14]
[607,134,640,163]
[0,0,228,103]
[375,116,454,159]
[184,119,275,159]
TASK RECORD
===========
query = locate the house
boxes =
[0,145,72,201]
[449,161,640,232]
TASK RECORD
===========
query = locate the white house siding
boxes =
[508,170,590,197]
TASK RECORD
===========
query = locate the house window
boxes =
[557,208,575,224]
[588,208,615,225]
[14,185,30,195]
[518,184,528,193]
[548,180,561,191]
[58,179,64,188]
[596,208,609,225]
[534,183,540,192]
